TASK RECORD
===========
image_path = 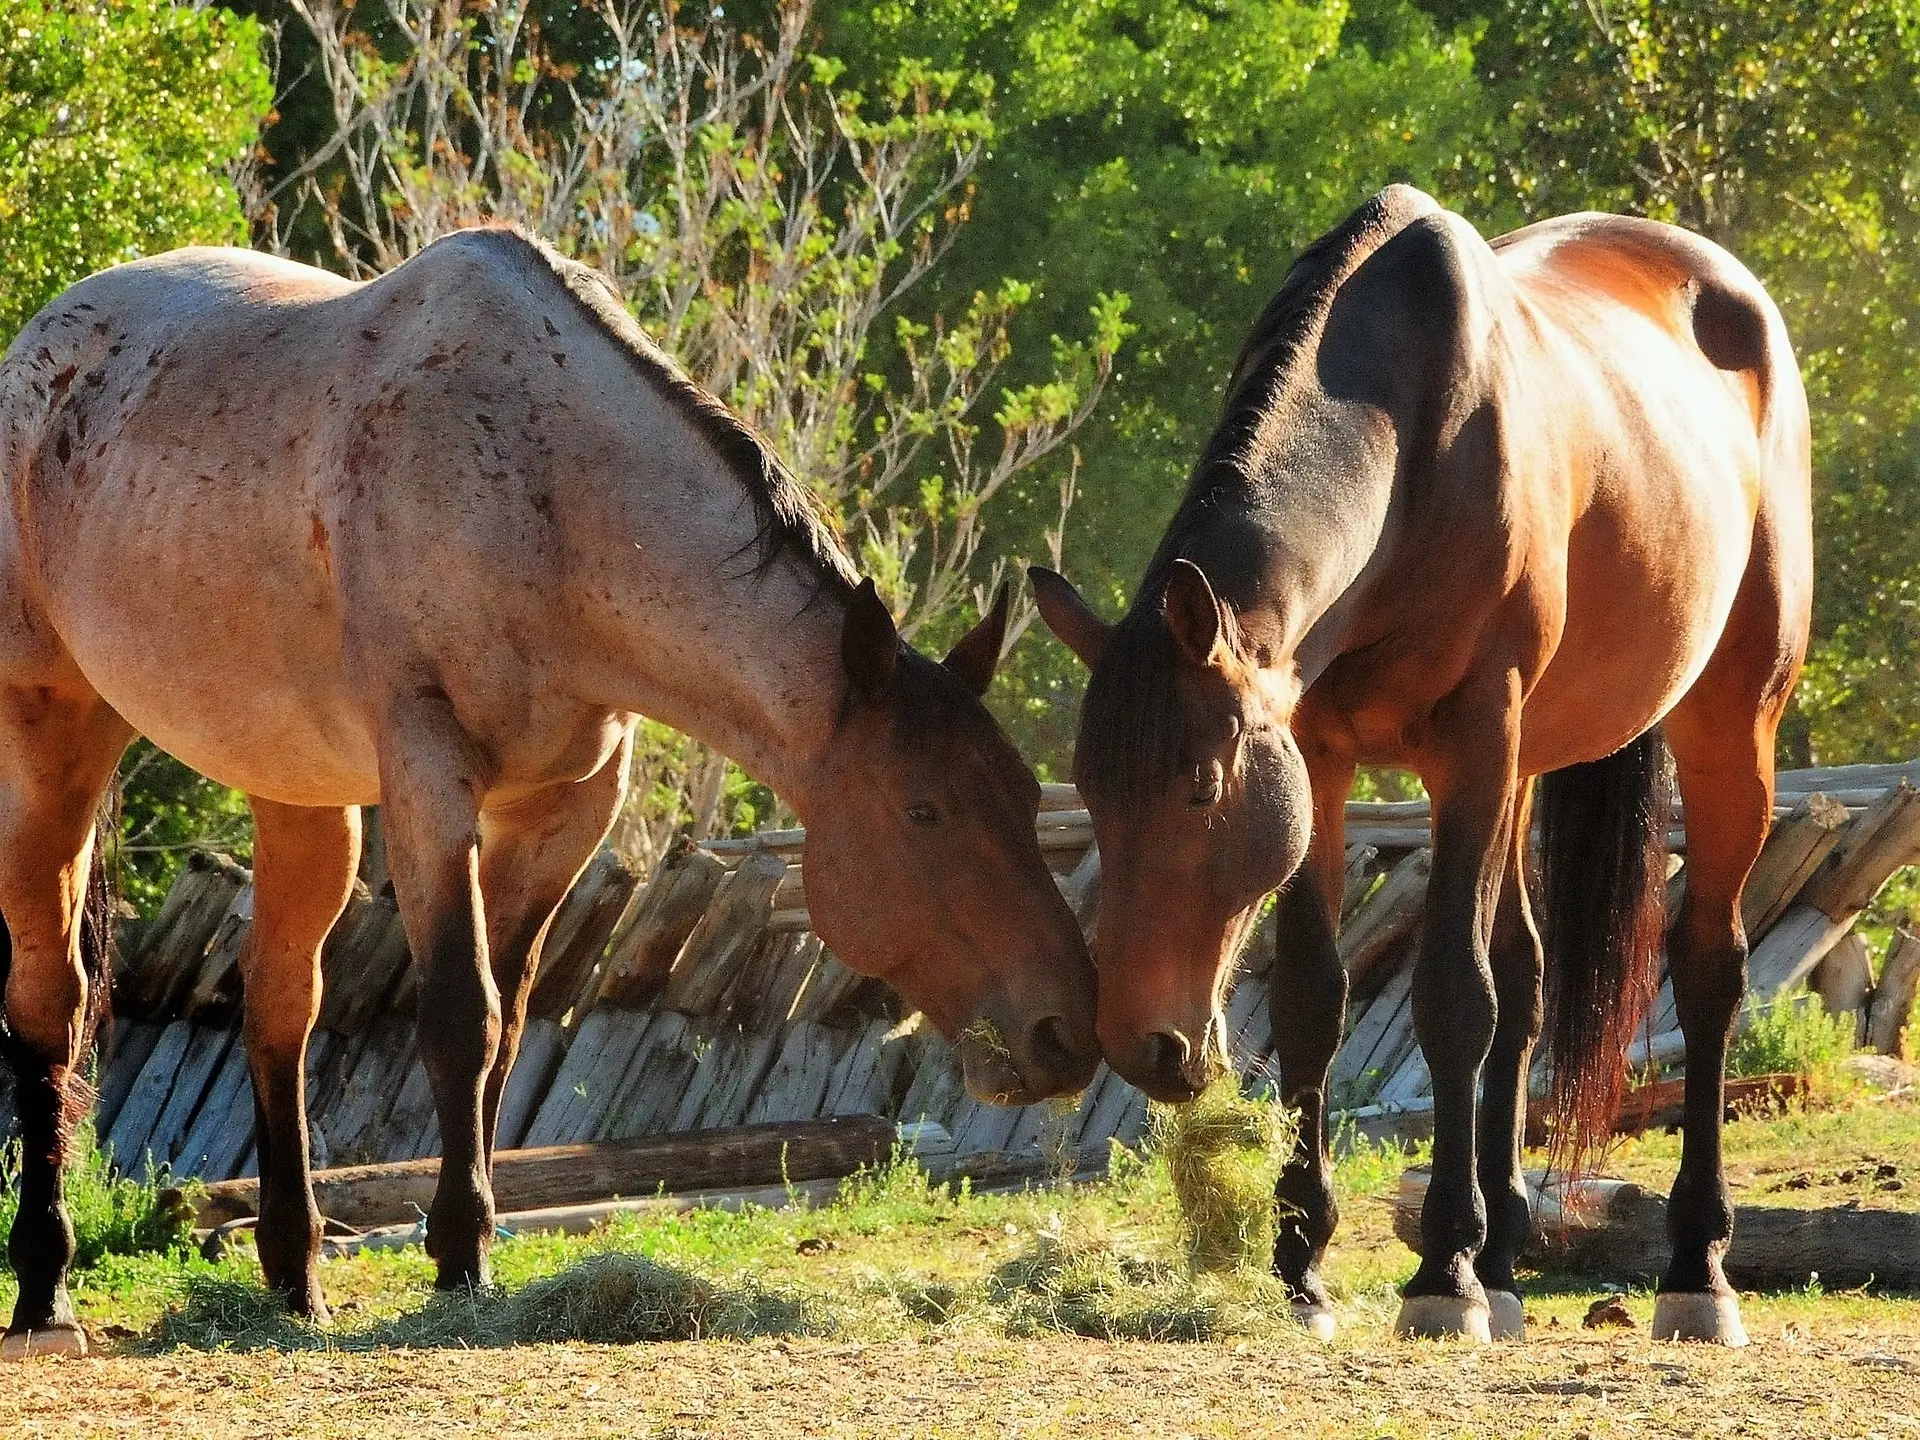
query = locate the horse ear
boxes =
[943,583,1011,697]
[1162,558,1226,668]
[842,577,900,699]
[1029,565,1111,670]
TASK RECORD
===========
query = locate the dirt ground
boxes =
[8,1313,1920,1439]
[4,1087,1919,1438]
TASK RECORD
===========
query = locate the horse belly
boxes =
[35,469,380,807]
[1518,466,1754,777]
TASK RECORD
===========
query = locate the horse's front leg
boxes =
[376,694,499,1291]
[1471,792,1544,1341]
[1269,756,1352,1341]
[241,799,361,1320]
[1397,674,1522,1342]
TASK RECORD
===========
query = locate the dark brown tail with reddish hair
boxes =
[1536,729,1670,1179]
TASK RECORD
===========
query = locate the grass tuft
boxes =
[985,1218,1295,1341]
[1150,1077,1295,1273]
[155,1277,328,1352]
[156,1250,826,1352]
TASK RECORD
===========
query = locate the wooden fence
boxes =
[6,761,1920,1183]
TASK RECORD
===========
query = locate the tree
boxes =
[822,0,1505,768]
[0,0,272,335]
[250,0,1128,856]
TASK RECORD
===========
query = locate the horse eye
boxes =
[906,801,940,826]
[1189,770,1223,808]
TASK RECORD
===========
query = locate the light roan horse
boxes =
[1033,185,1810,1345]
[0,228,1101,1354]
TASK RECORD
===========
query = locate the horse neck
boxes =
[568,459,852,819]
[1151,413,1397,683]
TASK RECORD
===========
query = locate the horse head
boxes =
[802,580,1102,1105]
[1032,560,1310,1101]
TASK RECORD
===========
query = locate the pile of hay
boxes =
[159,1252,825,1352]
[1151,1076,1295,1274]
[982,1220,1296,1342]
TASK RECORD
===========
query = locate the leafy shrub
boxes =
[1727,992,1856,1081]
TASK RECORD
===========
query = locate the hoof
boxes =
[1291,1302,1338,1342]
[1652,1291,1748,1347]
[1,1324,88,1360]
[1395,1295,1492,1343]
[1486,1289,1526,1340]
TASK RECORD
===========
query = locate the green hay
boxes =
[157,1252,826,1352]
[984,1221,1297,1342]
[155,1277,329,1352]
[1150,1076,1295,1274]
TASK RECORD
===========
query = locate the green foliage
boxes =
[1727,992,1857,1081]
[116,742,253,915]
[0,1123,198,1273]
[0,0,271,338]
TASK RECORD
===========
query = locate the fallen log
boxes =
[1741,792,1850,935]
[191,1114,896,1231]
[1396,1166,1920,1290]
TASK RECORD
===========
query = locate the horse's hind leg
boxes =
[1652,542,1801,1346]
[0,685,128,1358]
[242,799,360,1320]
[474,727,629,1158]
[1472,791,1543,1341]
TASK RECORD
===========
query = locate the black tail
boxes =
[1536,729,1671,1180]
[0,792,119,1150]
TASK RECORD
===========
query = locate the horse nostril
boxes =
[1028,1014,1077,1076]
[1146,1029,1191,1084]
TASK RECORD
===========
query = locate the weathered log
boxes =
[179,892,252,1026]
[599,1009,701,1139]
[1811,930,1875,1045]
[669,1029,782,1132]
[656,850,787,1017]
[1395,1166,1920,1289]
[1340,843,1383,923]
[171,1037,256,1180]
[743,1020,845,1125]
[103,1020,193,1173]
[527,849,640,1021]
[1798,781,1920,918]
[93,1020,164,1137]
[1337,849,1430,994]
[192,1114,897,1231]
[1741,792,1850,935]
[494,1016,568,1151]
[317,889,410,1034]
[591,840,728,1010]
[1330,963,1415,1104]
[1868,928,1920,1057]
[520,1007,654,1148]
[116,853,251,1020]
[136,1024,238,1179]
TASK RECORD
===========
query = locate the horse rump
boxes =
[1535,728,1671,1179]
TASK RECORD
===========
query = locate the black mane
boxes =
[1079,186,1438,799]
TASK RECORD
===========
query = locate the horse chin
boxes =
[956,1035,1043,1107]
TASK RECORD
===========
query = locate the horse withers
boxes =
[1034,185,1810,1345]
[0,229,1100,1354]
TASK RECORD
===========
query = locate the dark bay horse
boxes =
[0,229,1100,1354]
[1034,185,1810,1345]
